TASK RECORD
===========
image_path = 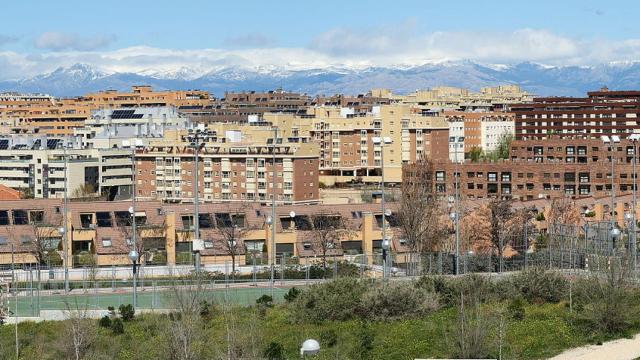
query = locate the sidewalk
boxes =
[549,333,640,360]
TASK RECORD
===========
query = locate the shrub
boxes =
[291,278,368,323]
[111,318,124,334]
[256,295,274,308]
[199,300,215,321]
[352,322,375,360]
[98,315,112,328]
[284,287,301,303]
[507,296,526,320]
[118,304,135,321]
[263,342,285,360]
[511,268,568,303]
[416,274,495,307]
[358,282,439,320]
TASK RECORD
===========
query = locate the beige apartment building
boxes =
[0,200,409,268]
[445,111,515,161]
[0,143,133,200]
[265,104,450,185]
[371,85,532,111]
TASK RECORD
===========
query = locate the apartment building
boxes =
[421,138,640,201]
[179,89,310,123]
[375,85,531,111]
[0,138,133,199]
[311,93,392,115]
[265,104,450,185]
[133,125,320,204]
[0,200,409,268]
[0,86,210,136]
[76,106,190,149]
[445,111,515,161]
[512,87,640,140]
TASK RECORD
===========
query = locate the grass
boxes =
[1,301,637,359]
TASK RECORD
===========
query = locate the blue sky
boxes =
[0,0,639,79]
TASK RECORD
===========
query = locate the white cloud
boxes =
[1,25,640,81]
[34,32,115,52]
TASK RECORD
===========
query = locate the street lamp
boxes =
[58,140,71,294]
[603,135,621,253]
[128,249,139,310]
[629,133,640,270]
[448,136,464,275]
[186,127,214,272]
[300,339,320,358]
[373,136,392,279]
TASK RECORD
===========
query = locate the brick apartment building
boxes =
[411,137,640,201]
[179,89,311,123]
[512,87,640,140]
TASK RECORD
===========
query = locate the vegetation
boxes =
[3,269,640,359]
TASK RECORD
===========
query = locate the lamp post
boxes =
[269,127,279,286]
[128,248,139,310]
[603,135,621,253]
[629,134,640,270]
[186,127,214,272]
[60,140,71,294]
[373,136,392,279]
[300,339,320,358]
[448,136,464,275]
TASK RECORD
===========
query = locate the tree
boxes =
[12,210,63,266]
[308,212,352,270]
[60,300,95,360]
[467,147,483,162]
[488,199,514,266]
[213,207,251,275]
[70,183,97,201]
[547,197,581,226]
[397,157,447,260]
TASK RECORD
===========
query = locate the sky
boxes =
[0,0,639,79]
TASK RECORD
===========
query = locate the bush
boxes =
[263,342,285,360]
[256,295,274,308]
[358,282,439,320]
[199,300,215,321]
[352,322,375,360]
[118,304,135,321]
[98,315,112,328]
[507,296,526,320]
[511,268,568,303]
[111,318,124,334]
[284,287,301,303]
[415,274,495,307]
[291,278,368,323]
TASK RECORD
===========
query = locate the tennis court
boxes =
[7,285,290,317]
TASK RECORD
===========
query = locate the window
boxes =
[114,211,131,227]
[181,215,194,229]
[80,214,93,228]
[21,235,31,244]
[12,210,28,225]
[29,210,44,224]
[0,236,6,245]
[0,211,9,226]
[488,172,497,182]
[435,171,445,181]
[96,212,113,227]
[501,173,511,182]
[102,237,112,247]
[198,213,213,228]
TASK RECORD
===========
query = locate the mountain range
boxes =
[2,61,640,97]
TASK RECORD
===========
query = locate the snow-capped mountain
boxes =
[2,61,640,97]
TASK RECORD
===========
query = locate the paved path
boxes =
[549,333,640,360]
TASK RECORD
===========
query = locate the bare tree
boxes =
[213,207,251,275]
[397,157,447,255]
[488,199,514,265]
[162,272,211,360]
[307,212,352,270]
[11,210,63,266]
[60,300,95,360]
[547,197,581,226]
[70,184,98,201]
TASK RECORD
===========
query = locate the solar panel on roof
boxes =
[46,139,60,150]
[0,140,9,150]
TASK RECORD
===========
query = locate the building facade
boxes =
[512,87,640,140]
